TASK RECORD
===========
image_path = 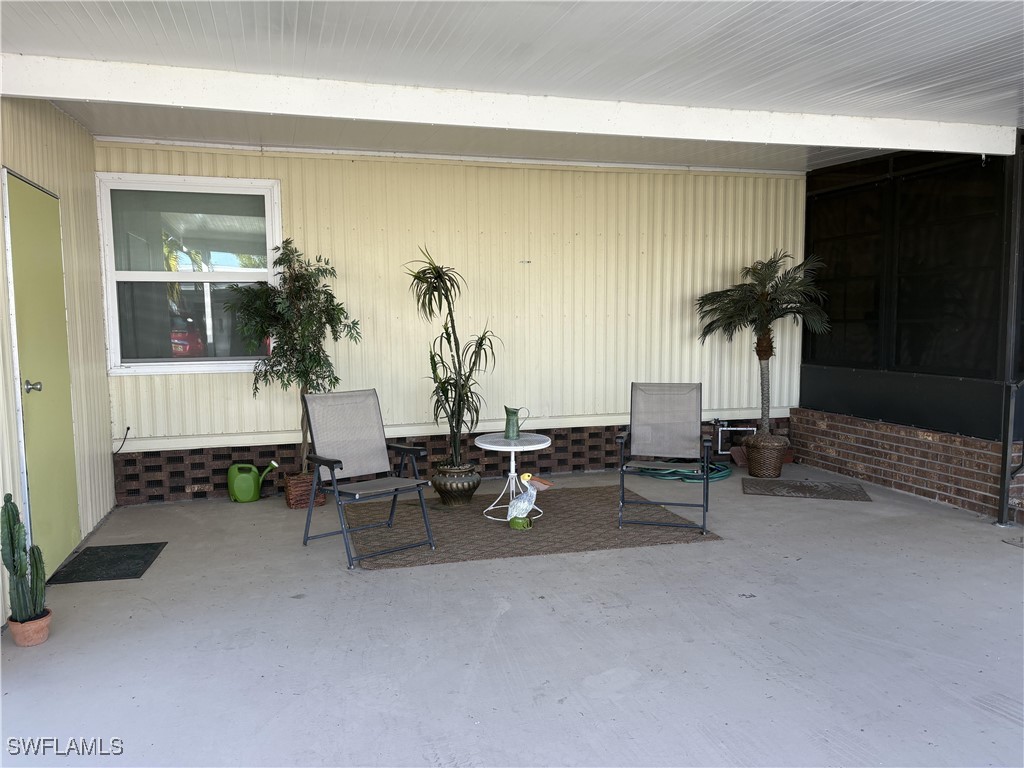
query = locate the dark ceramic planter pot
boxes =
[431,464,482,507]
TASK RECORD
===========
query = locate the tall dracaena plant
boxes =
[696,251,830,435]
[407,248,497,467]
[229,238,361,473]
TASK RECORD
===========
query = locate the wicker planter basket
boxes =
[284,472,327,509]
[745,433,790,478]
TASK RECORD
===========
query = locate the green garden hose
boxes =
[636,460,732,482]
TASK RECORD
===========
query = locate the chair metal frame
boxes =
[301,390,435,569]
[617,382,712,533]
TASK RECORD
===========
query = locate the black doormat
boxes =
[742,478,872,502]
[48,542,167,584]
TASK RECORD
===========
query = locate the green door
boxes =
[5,170,81,568]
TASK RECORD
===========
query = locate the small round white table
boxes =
[474,432,552,520]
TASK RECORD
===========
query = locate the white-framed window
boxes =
[97,173,283,374]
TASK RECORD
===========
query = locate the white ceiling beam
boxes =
[3,54,1016,156]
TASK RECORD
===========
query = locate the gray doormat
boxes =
[49,542,167,584]
[742,478,872,502]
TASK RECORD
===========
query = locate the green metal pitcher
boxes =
[503,406,530,440]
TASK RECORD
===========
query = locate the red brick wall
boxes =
[790,408,1023,518]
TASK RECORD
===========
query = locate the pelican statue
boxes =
[507,472,554,525]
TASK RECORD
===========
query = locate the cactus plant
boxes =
[2,493,47,623]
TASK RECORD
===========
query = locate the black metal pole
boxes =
[997,131,1023,526]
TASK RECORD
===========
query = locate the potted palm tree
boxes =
[2,493,51,647]
[229,238,361,507]
[407,248,498,506]
[696,250,830,478]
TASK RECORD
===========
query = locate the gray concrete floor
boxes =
[2,465,1022,767]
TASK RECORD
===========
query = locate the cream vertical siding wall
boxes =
[95,143,805,449]
[0,99,116,543]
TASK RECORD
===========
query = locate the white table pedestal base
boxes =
[474,432,551,522]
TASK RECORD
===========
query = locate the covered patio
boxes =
[4,466,1021,767]
[1,4,1023,765]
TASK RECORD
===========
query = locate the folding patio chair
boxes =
[617,382,712,532]
[302,389,435,568]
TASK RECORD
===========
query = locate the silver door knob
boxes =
[24,380,42,393]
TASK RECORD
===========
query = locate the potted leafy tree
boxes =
[407,248,498,506]
[2,493,51,647]
[229,238,361,507]
[696,250,830,478]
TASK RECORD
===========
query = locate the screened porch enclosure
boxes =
[803,147,1023,443]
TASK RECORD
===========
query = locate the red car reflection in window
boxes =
[170,315,207,357]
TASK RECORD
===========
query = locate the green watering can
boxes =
[228,460,279,503]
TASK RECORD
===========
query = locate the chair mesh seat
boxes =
[624,459,699,472]
[336,476,427,500]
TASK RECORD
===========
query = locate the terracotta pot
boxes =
[431,464,482,507]
[284,472,327,509]
[7,608,52,647]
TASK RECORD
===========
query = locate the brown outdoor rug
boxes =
[310,485,719,570]
[742,478,872,502]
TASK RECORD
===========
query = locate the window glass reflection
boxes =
[117,282,269,362]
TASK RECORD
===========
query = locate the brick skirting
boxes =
[790,408,1023,518]
[112,419,780,506]
[113,425,629,505]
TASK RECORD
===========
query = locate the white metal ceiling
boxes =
[2,1,1021,171]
